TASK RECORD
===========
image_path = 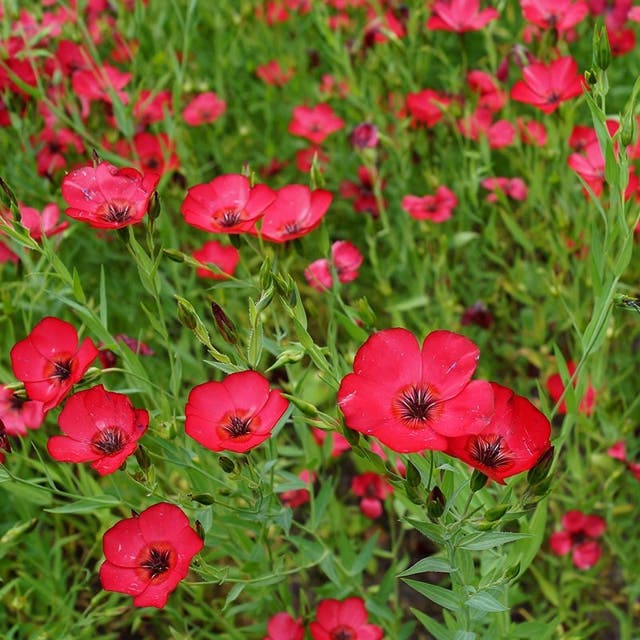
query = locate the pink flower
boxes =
[278,469,315,508]
[520,0,589,33]
[263,612,305,640]
[406,89,452,127]
[467,70,506,112]
[310,597,383,640]
[0,386,45,436]
[192,240,240,280]
[288,104,345,144]
[305,241,363,291]
[427,0,499,32]
[16,202,69,240]
[401,186,457,222]
[480,177,528,202]
[511,56,584,114]
[259,185,333,242]
[312,427,351,457]
[567,142,605,197]
[549,510,606,569]
[100,502,203,607]
[546,360,596,415]
[182,91,226,126]
[256,60,294,86]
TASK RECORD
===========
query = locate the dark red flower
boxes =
[100,502,203,607]
[47,384,148,476]
[10,317,99,412]
[351,472,394,519]
[350,122,379,149]
[546,360,596,415]
[185,370,289,453]
[0,386,45,436]
[181,174,276,234]
[401,186,457,222]
[182,91,226,126]
[426,0,499,32]
[263,611,305,640]
[444,383,551,483]
[192,240,240,279]
[549,510,605,569]
[310,597,383,640]
[288,103,345,144]
[337,329,494,453]
[61,161,160,229]
[460,301,493,328]
[259,185,333,242]
[511,56,584,114]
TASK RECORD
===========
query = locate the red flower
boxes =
[549,510,606,569]
[10,317,99,412]
[337,329,494,453]
[129,132,179,178]
[405,89,452,127]
[185,370,289,453]
[181,174,276,234]
[259,185,333,242]
[546,360,596,415]
[305,240,363,291]
[61,161,160,229]
[71,63,131,120]
[312,427,351,457]
[340,166,385,217]
[467,70,506,112]
[480,177,528,202]
[17,202,69,240]
[256,60,294,86]
[457,109,515,148]
[401,186,457,222]
[192,240,240,279]
[263,611,305,640]
[100,502,203,608]
[133,89,173,126]
[350,122,379,149]
[520,0,589,33]
[47,384,148,476]
[444,383,551,483]
[288,103,345,144]
[607,441,640,481]
[310,597,383,640]
[351,472,394,519]
[278,469,315,508]
[567,142,605,197]
[460,301,493,328]
[511,56,584,114]
[34,126,84,177]
[182,91,226,126]
[0,241,18,264]
[426,0,499,32]
[517,118,548,146]
[0,386,45,436]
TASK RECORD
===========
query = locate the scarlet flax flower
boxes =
[61,161,160,229]
[47,384,148,476]
[263,611,305,640]
[546,360,596,415]
[401,186,458,222]
[181,174,276,234]
[305,240,363,291]
[351,472,394,519]
[426,0,499,32]
[259,185,333,242]
[182,91,226,126]
[0,386,45,436]
[288,103,345,144]
[278,469,315,508]
[100,502,203,607]
[185,370,289,453]
[445,383,551,483]
[337,329,494,453]
[520,0,589,33]
[310,597,383,640]
[549,510,606,569]
[510,56,584,114]
[192,240,240,280]
[17,202,69,240]
[10,317,99,411]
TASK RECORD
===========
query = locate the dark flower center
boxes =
[331,627,355,640]
[284,221,301,235]
[395,385,436,426]
[546,92,560,105]
[9,393,26,411]
[102,202,132,223]
[52,358,73,381]
[470,435,511,468]
[218,208,242,227]
[91,426,127,455]
[139,546,172,580]
[224,415,252,438]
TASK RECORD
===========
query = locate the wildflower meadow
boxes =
[1,1,640,638]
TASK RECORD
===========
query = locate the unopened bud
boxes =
[219,456,235,473]
[407,483,424,506]
[427,485,446,519]
[485,504,510,522]
[527,446,554,487]
[259,255,273,290]
[620,112,637,148]
[195,520,206,541]
[354,297,376,327]
[148,191,161,221]
[191,493,215,505]
[531,476,552,496]
[284,394,317,417]
[0,419,12,454]
[584,69,597,86]
[342,425,361,447]
[176,296,198,330]
[135,444,151,471]
[210,302,237,344]
[503,563,521,581]
[470,469,488,492]
[406,460,421,488]
[593,25,611,71]
[163,248,186,262]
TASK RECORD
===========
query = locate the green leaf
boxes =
[397,556,453,577]
[466,591,508,612]
[458,531,531,551]
[45,495,121,514]
[349,532,379,576]
[403,579,460,611]
[403,518,447,544]
[410,608,453,640]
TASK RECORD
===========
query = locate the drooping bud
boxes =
[210,302,237,344]
[527,446,554,487]
[427,485,446,519]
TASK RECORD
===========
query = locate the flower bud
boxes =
[163,248,186,262]
[470,469,488,492]
[527,446,554,487]
[176,296,198,330]
[285,394,318,417]
[503,563,521,581]
[210,302,237,344]
[0,419,12,454]
[219,456,235,473]
[427,485,446,519]
[484,504,510,522]
[405,460,422,488]
[148,191,161,221]
[407,483,425,506]
[134,444,151,471]
[191,493,215,505]
[593,25,611,71]
[259,255,273,291]
[620,112,637,148]
[584,69,597,86]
